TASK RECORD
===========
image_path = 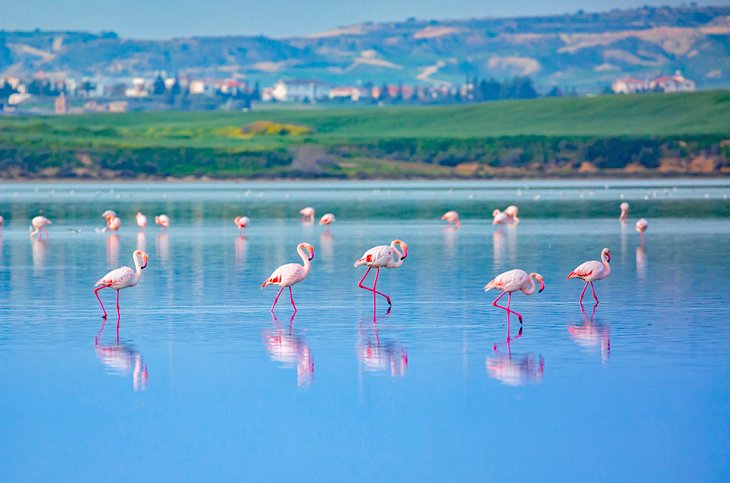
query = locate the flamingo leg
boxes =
[358,268,392,305]
[371,268,391,306]
[492,291,522,323]
[271,287,285,312]
[289,287,297,314]
[590,282,599,303]
[94,286,108,318]
[579,282,589,304]
[507,292,523,324]
[116,290,121,327]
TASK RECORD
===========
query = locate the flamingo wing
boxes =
[486,269,528,292]
[566,260,602,280]
[96,266,135,287]
[263,263,306,287]
[354,245,393,267]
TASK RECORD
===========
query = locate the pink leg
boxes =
[492,291,522,323]
[359,268,392,305]
[506,292,523,324]
[288,287,297,314]
[590,282,599,303]
[271,286,285,312]
[94,286,108,318]
[116,290,121,327]
[579,282,589,305]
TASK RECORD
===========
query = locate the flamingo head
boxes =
[393,239,408,259]
[602,248,611,263]
[492,209,500,217]
[135,250,149,269]
[102,210,116,219]
[300,243,315,261]
[620,202,629,211]
[530,273,545,293]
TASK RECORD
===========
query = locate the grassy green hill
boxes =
[1,91,729,179]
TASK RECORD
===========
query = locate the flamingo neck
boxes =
[297,245,311,273]
[522,276,537,295]
[390,241,405,268]
[133,252,143,275]
[601,253,611,275]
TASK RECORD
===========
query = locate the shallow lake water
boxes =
[1,180,729,481]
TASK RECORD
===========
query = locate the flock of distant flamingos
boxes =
[3,201,648,323]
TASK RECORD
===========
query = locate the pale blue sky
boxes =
[3,0,727,39]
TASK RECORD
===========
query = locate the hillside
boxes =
[1,91,729,179]
[2,5,730,92]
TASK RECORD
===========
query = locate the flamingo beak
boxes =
[309,249,315,261]
[539,281,545,293]
[141,256,148,269]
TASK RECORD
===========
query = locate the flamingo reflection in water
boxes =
[568,303,610,363]
[487,314,544,386]
[235,234,248,266]
[95,318,148,391]
[107,233,120,267]
[357,307,408,377]
[31,238,48,273]
[263,313,313,387]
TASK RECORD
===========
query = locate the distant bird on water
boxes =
[104,213,121,232]
[262,242,315,314]
[441,211,460,228]
[504,205,520,224]
[619,202,629,221]
[485,269,544,324]
[492,209,508,225]
[300,207,315,222]
[354,239,408,307]
[136,212,147,229]
[155,214,170,229]
[567,248,611,304]
[636,218,648,235]
[30,216,52,239]
[319,213,335,228]
[234,216,250,234]
[94,249,149,320]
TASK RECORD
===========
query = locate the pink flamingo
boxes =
[262,242,315,313]
[319,213,335,229]
[441,210,461,228]
[300,207,315,222]
[504,205,520,224]
[636,218,648,235]
[104,214,121,232]
[234,216,250,234]
[567,248,611,304]
[619,202,629,221]
[136,212,147,229]
[30,215,52,239]
[485,269,545,324]
[492,209,508,225]
[94,249,149,321]
[154,214,170,229]
[354,239,408,307]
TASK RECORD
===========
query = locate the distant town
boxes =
[0,70,697,115]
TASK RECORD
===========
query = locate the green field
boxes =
[1,91,729,178]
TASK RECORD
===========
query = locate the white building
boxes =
[271,80,331,102]
[329,86,363,101]
[125,78,148,97]
[652,71,696,92]
[611,77,650,94]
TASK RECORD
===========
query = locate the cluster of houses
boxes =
[611,71,696,94]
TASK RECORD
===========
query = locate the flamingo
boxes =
[104,214,121,232]
[300,207,315,222]
[136,212,147,229]
[234,216,250,234]
[93,249,149,320]
[504,205,520,224]
[619,202,629,221]
[30,215,52,239]
[155,214,170,229]
[262,242,315,313]
[567,248,611,304]
[484,269,545,324]
[441,211,460,228]
[319,213,335,228]
[354,239,408,306]
[492,209,508,225]
[101,210,117,219]
[636,218,648,234]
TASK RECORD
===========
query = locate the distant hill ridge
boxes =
[2,5,730,92]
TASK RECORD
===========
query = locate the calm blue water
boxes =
[1,180,729,481]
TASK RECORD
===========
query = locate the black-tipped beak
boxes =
[141,261,148,269]
[309,254,314,261]
[539,287,544,293]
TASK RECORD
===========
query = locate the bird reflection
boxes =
[492,225,518,271]
[156,232,169,262]
[235,235,248,266]
[636,239,647,281]
[107,234,120,267]
[263,313,313,387]
[319,230,334,267]
[486,315,544,386]
[443,225,457,260]
[94,318,148,391]
[31,238,48,272]
[136,231,147,251]
[568,303,610,363]
[357,307,408,377]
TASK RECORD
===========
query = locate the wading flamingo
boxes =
[441,211,460,228]
[94,249,149,320]
[262,242,315,313]
[504,205,520,224]
[105,214,121,232]
[636,218,648,235]
[354,239,408,306]
[136,212,147,229]
[567,248,611,304]
[300,207,315,222]
[30,215,52,239]
[485,269,544,324]
[155,214,170,229]
[619,202,629,221]
[234,216,250,234]
[492,209,508,225]
[319,213,335,228]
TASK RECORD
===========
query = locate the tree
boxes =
[517,77,537,99]
[378,82,390,102]
[480,78,501,101]
[251,81,260,101]
[152,74,166,95]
